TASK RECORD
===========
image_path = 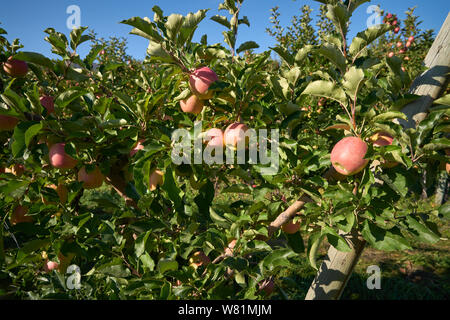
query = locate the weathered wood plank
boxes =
[400,12,450,128]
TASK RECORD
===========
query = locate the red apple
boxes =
[372,132,394,147]
[258,279,275,296]
[78,166,104,189]
[405,41,412,48]
[40,95,55,114]
[396,41,403,48]
[2,57,28,77]
[180,95,204,114]
[49,143,78,169]
[42,183,68,204]
[225,239,237,256]
[10,205,32,225]
[10,164,25,177]
[408,36,415,42]
[224,123,249,148]
[189,251,211,269]
[58,252,75,273]
[394,27,400,33]
[0,115,19,131]
[189,66,218,96]
[386,13,393,19]
[130,139,145,157]
[282,220,301,234]
[330,137,369,176]
[44,260,59,272]
[149,169,164,191]
[205,128,224,148]
[388,52,394,58]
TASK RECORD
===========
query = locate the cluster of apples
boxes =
[48,143,105,189]
[388,36,415,58]
[180,66,218,114]
[1,57,56,132]
[330,132,395,176]
[180,67,250,150]
[384,13,400,33]
[0,56,28,131]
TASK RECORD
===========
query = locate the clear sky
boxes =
[1,1,449,60]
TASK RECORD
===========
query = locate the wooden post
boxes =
[400,12,450,129]
[305,13,450,300]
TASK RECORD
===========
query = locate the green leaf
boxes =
[135,230,151,258]
[69,27,91,50]
[406,216,440,244]
[12,122,34,158]
[379,171,408,197]
[140,252,155,271]
[439,202,450,219]
[343,66,364,98]
[237,41,259,54]
[286,232,305,254]
[433,94,450,106]
[415,111,445,146]
[316,44,346,73]
[13,51,54,69]
[121,17,163,42]
[97,262,131,278]
[268,75,290,100]
[238,16,250,27]
[422,138,450,151]
[362,220,411,251]
[211,15,231,29]
[56,89,88,108]
[302,80,347,106]
[372,111,407,122]
[294,45,314,65]
[348,0,370,13]
[349,24,392,58]
[1,88,27,113]
[162,167,183,209]
[270,46,294,66]
[307,232,324,270]
[24,122,43,147]
[262,249,296,271]
[165,14,184,41]
[326,3,349,36]
[322,226,352,252]
[157,258,178,274]
[210,208,231,228]
[147,41,171,60]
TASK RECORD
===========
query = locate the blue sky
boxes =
[1,1,448,60]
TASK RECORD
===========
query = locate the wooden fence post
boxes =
[305,13,450,300]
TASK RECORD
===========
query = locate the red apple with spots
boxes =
[0,115,19,131]
[224,123,249,148]
[40,96,55,114]
[3,57,28,77]
[78,166,104,189]
[49,143,78,169]
[189,66,218,97]
[180,95,204,114]
[330,137,369,176]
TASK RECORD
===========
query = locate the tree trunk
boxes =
[305,13,450,300]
